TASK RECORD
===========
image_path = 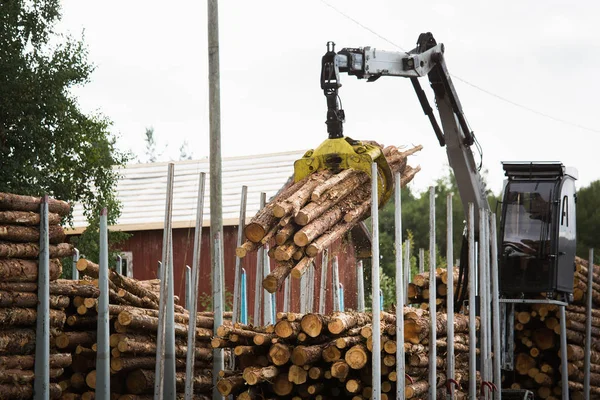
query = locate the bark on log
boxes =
[300,313,331,338]
[0,241,73,258]
[0,291,69,308]
[0,258,62,282]
[242,366,279,385]
[0,210,62,225]
[56,331,97,350]
[125,369,212,394]
[294,194,359,245]
[274,241,298,261]
[291,256,314,279]
[0,307,65,328]
[272,171,333,219]
[274,320,300,339]
[0,224,65,243]
[236,240,259,258]
[118,311,211,339]
[328,312,372,335]
[0,193,70,215]
[216,375,245,396]
[263,261,293,293]
[0,353,71,369]
[276,222,297,246]
[404,313,474,344]
[291,343,331,366]
[50,280,100,297]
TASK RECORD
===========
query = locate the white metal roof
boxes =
[67,150,306,234]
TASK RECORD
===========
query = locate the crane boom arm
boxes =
[321,32,490,218]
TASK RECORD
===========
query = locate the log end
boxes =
[291,346,310,366]
[293,231,310,247]
[244,224,265,244]
[300,314,323,338]
[117,311,133,326]
[327,319,345,335]
[235,247,247,258]
[262,276,278,294]
[294,213,310,227]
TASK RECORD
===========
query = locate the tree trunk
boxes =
[0,258,62,282]
[0,307,65,328]
[242,366,279,385]
[50,280,100,297]
[125,369,212,394]
[293,196,351,245]
[291,256,314,279]
[272,170,333,218]
[0,291,68,308]
[0,210,62,226]
[328,312,372,335]
[216,375,245,396]
[405,380,429,399]
[263,261,293,293]
[300,313,331,338]
[276,222,297,246]
[345,344,369,369]
[0,241,73,258]
[274,320,301,339]
[0,353,71,370]
[0,224,65,243]
[0,192,70,215]
[331,360,350,380]
[291,343,328,366]
[274,241,298,261]
[268,343,291,366]
[56,331,97,350]
[235,240,258,258]
[0,383,33,399]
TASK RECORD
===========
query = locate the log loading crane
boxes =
[294,32,579,397]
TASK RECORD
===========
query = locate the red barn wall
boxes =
[120,226,358,320]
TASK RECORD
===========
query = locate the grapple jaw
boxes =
[293,136,393,207]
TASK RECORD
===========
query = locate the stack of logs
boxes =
[0,192,76,399]
[509,257,600,399]
[59,258,221,399]
[214,304,479,399]
[236,144,422,294]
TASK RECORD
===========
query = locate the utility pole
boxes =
[208,0,224,398]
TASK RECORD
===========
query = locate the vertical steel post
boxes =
[253,193,266,325]
[332,256,340,312]
[584,248,594,398]
[394,172,405,400]
[479,208,488,391]
[308,262,315,313]
[370,162,381,400]
[380,289,384,311]
[233,186,248,324]
[283,275,290,313]
[212,234,225,400]
[185,265,192,311]
[117,255,122,275]
[485,211,493,383]
[300,272,307,314]
[446,193,455,399]
[490,214,502,400]
[468,203,477,399]
[95,207,110,399]
[240,268,248,324]
[34,196,50,400]
[154,163,174,400]
[357,260,365,312]
[263,246,273,325]
[559,303,568,400]
[339,283,345,311]
[185,172,206,400]
[404,239,410,304]
[319,249,329,314]
[419,248,425,274]
[72,248,80,280]
[164,228,176,398]
[157,261,162,281]
[428,187,437,400]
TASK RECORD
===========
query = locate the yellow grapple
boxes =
[293,137,393,207]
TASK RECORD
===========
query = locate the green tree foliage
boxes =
[576,180,600,263]
[0,0,130,272]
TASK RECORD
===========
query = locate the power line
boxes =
[318,0,600,134]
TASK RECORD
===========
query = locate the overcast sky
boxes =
[59,0,600,195]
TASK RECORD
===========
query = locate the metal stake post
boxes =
[370,163,382,400]
[479,208,489,392]
[584,248,595,398]
[319,249,329,314]
[419,248,425,274]
[117,255,122,275]
[300,272,307,314]
[263,246,273,325]
[185,266,192,311]
[404,239,411,305]
[233,186,248,324]
[308,262,316,313]
[254,193,266,324]
[34,196,50,400]
[357,260,365,312]
[240,268,248,324]
[446,193,455,399]
[394,173,405,400]
[490,215,502,400]
[212,234,225,399]
[154,163,174,400]
[96,207,110,399]
[283,276,290,313]
[468,203,477,399]
[485,211,493,382]
[559,303,568,400]
[428,187,437,400]
[157,261,162,281]
[339,283,345,311]
[72,248,80,280]
[165,225,177,398]
[185,172,206,400]
[332,256,340,312]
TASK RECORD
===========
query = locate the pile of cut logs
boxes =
[236,144,422,294]
[0,193,76,399]
[508,257,600,399]
[214,304,479,399]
